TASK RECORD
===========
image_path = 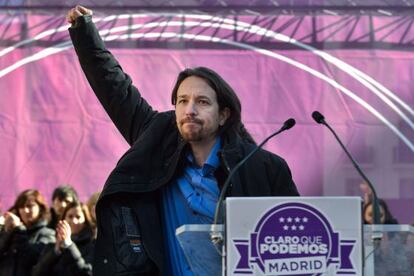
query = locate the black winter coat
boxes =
[69,15,299,276]
[0,220,55,276]
[47,208,59,230]
[32,227,95,276]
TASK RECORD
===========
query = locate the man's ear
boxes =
[219,107,230,126]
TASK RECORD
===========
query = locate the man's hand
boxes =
[67,5,93,25]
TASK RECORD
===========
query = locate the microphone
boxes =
[311,111,381,225]
[210,118,296,247]
[312,111,325,124]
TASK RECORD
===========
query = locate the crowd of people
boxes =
[0,185,100,276]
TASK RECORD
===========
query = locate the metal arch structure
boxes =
[1,0,414,14]
[0,2,413,145]
[0,0,414,50]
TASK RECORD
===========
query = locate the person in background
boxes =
[0,213,4,233]
[33,201,95,276]
[49,185,79,229]
[86,192,100,227]
[359,181,373,206]
[0,204,4,232]
[363,198,398,224]
[0,189,55,276]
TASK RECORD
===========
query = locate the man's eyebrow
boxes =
[176,93,213,100]
[196,95,212,100]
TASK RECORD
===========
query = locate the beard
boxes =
[178,117,204,142]
[180,125,203,142]
[181,129,203,142]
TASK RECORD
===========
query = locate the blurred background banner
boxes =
[1,0,413,222]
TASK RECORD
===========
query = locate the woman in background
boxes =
[33,201,95,276]
[0,189,55,276]
[86,192,100,228]
[363,198,398,224]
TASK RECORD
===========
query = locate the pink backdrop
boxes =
[1,13,414,223]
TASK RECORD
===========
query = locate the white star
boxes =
[294,217,301,223]
[287,217,293,223]
[279,217,285,223]
[299,225,305,230]
[283,225,289,230]
[302,217,308,223]
[291,225,297,230]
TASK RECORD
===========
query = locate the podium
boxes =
[176,224,224,276]
[177,197,369,275]
[364,224,414,276]
[177,224,414,275]
[177,197,414,275]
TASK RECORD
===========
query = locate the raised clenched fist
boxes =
[66,5,93,24]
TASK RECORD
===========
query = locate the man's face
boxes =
[175,76,229,144]
[52,196,74,216]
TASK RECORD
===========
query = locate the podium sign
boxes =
[226,197,362,276]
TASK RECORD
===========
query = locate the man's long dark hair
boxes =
[171,67,255,144]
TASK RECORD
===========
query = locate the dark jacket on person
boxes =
[0,220,55,276]
[47,208,59,230]
[32,227,95,276]
[69,15,300,276]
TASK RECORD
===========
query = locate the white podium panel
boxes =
[364,224,414,276]
[226,197,362,276]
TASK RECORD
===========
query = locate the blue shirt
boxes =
[162,138,221,276]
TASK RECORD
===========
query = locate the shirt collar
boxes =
[187,137,222,176]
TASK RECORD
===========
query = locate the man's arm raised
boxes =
[68,6,156,145]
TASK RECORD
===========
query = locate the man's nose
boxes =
[185,101,197,115]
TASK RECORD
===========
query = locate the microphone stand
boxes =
[312,111,381,225]
[312,111,382,275]
[210,118,296,259]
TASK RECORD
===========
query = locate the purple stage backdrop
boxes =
[0,12,413,223]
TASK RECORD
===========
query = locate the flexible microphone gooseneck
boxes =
[210,118,296,247]
[311,111,381,225]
